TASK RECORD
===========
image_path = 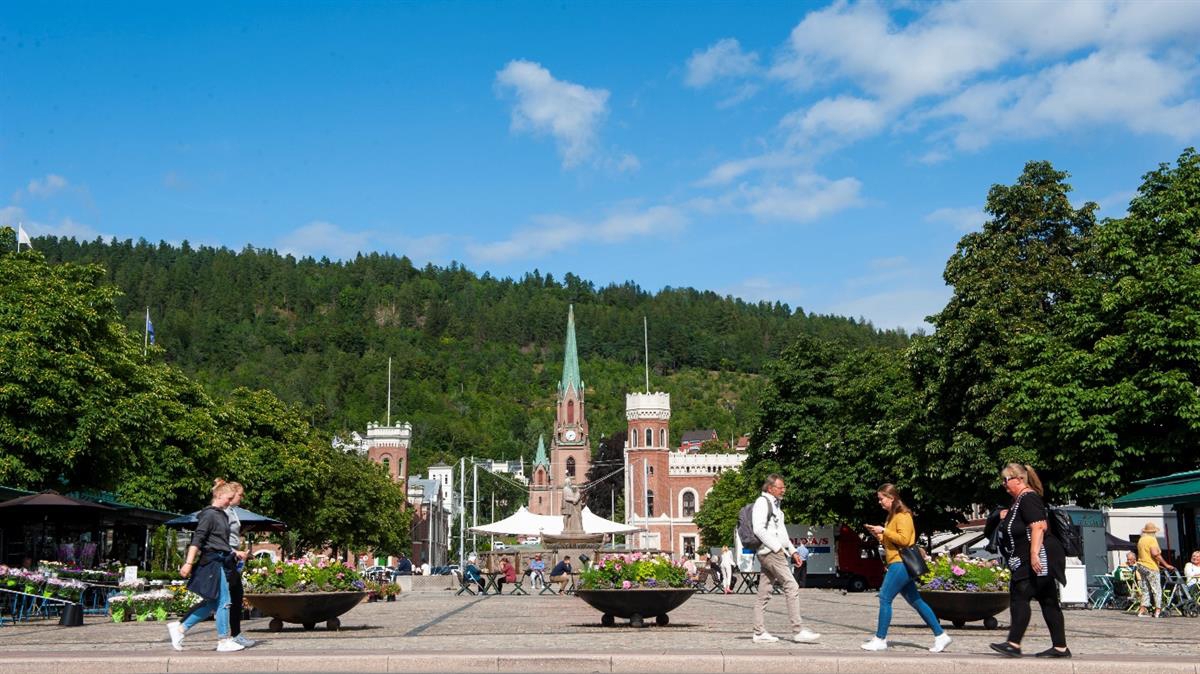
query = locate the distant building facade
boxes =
[338,421,412,488]
[408,477,450,567]
[624,393,747,556]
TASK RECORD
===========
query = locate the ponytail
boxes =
[1001,463,1044,497]
[1023,464,1044,497]
[212,478,238,498]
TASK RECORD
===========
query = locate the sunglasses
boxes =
[1000,476,1020,485]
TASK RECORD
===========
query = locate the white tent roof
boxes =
[469,506,639,536]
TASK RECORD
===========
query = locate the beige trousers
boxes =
[754,550,804,636]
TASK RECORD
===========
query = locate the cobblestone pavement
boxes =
[2,589,1197,671]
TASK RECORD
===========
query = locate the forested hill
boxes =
[36,236,910,473]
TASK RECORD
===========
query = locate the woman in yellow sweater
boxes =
[863,483,951,653]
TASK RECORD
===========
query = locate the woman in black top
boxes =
[167,480,243,653]
[990,463,1070,659]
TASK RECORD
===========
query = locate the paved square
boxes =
[2,589,1196,672]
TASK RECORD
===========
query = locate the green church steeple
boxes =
[559,304,583,394]
[533,434,549,469]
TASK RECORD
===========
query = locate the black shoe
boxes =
[1035,647,1072,658]
[989,642,1022,657]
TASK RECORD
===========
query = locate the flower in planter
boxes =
[243,559,365,594]
[578,554,688,590]
[919,554,1010,593]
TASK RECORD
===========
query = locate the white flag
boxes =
[17,224,32,249]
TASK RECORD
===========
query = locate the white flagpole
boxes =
[387,357,392,426]
[144,307,149,357]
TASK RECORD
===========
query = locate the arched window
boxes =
[566,456,576,477]
[632,428,638,448]
[567,400,575,424]
[648,465,654,476]
[660,429,667,447]
[646,490,655,516]
[645,428,653,447]
[682,490,696,517]
[381,457,391,474]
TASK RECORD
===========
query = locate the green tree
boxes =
[920,161,1095,506]
[585,431,626,518]
[1011,148,1200,503]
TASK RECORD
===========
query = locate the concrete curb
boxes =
[0,650,1196,674]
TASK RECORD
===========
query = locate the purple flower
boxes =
[645,578,657,587]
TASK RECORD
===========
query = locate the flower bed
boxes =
[0,565,88,602]
[918,555,1010,629]
[578,553,688,590]
[108,581,199,622]
[244,559,366,593]
[918,554,1010,593]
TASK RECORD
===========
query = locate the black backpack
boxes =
[736,495,774,550]
[1048,506,1083,557]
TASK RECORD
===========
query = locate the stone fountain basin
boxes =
[244,591,368,631]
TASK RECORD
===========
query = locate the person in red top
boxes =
[497,557,517,594]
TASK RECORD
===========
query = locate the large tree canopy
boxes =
[0,249,410,553]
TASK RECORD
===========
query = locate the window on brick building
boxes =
[660,429,667,447]
[566,456,576,477]
[632,428,638,447]
[645,428,653,447]
[647,490,655,516]
[682,491,696,517]
[567,400,575,424]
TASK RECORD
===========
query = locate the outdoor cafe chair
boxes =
[1161,569,1196,618]
[1088,574,1115,610]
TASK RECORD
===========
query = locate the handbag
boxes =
[899,545,928,579]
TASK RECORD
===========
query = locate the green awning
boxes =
[1112,469,1200,508]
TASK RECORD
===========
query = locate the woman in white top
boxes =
[1185,550,1200,587]
[720,546,735,594]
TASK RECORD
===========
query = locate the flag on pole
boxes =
[145,309,155,345]
[17,224,32,250]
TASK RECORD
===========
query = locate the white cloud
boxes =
[739,173,864,223]
[926,206,987,232]
[0,205,24,227]
[37,217,102,240]
[277,221,372,260]
[781,95,890,148]
[495,60,610,168]
[929,50,1200,151]
[467,205,686,263]
[721,276,806,309]
[26,174,69,198]
[757,1,1200,158]
[277,220,448,262]
[828,286,949,333]
[685,38,760,88]
[612,153,641,173]
[696,153,806,187]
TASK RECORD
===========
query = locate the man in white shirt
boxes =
[751,474,821,644]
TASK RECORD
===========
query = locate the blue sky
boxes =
[3,1,1199,331]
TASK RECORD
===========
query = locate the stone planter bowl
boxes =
[575,588,696,628]
[919,590,1009,629]
[244,591,368,631]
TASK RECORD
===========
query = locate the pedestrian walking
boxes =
[167,479,243,653]
[990,463,1070,658]
[745,474,821,644]
[1135,522,1176,618]
[862,484,951,653]
[222,482,254,647]
[720,545,735,594]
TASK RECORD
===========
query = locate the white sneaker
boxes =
[929,633,952,653]
[861,636,888,651]
[166,621,185,651]
[752,631,780,643]
[215,638,245,653]
[793,628,821,643]
[233,634,257,648]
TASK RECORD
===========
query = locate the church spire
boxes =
[533,434,549,468]
[560,304,583,394]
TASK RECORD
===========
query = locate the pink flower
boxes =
[951,565,966,576]
[631,553,642,562]
[621,580,632,589]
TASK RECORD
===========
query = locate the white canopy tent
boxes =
[469,505,640,536]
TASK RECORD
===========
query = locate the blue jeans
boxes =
[182,565,231,638]
[875,562,943,639]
